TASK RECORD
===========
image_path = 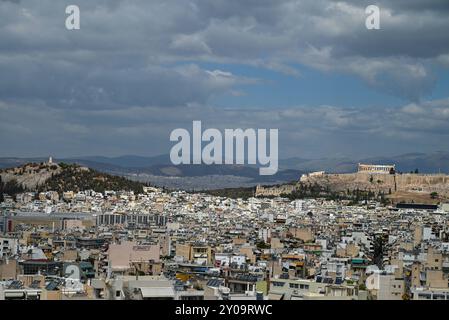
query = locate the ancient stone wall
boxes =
[255,184,296,197]
[256,172,449,199]
[300,172,449,198]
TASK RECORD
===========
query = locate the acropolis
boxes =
[357,163,395,174]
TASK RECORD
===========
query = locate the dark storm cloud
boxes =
[1,0,448,105]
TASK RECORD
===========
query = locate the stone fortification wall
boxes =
[300,172,449,198]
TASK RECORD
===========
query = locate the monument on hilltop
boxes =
[357,163,395,174]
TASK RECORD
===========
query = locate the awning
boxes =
[267,293,284,300]
[140,287,175,298]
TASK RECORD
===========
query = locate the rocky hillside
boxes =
[0,162,62,190]
[300,172,449,195]
[0,161,145,197]
[254,171,449,204]
[298,172,449,203]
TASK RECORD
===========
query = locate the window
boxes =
[272,281,285,287]
[289,283,299,289]
[116,291,121,297]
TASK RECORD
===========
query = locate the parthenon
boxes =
[357,163,395,174]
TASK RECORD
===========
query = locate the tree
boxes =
[430,192,438,199]
[402,293,411,300]
[256,241,271,249]
[414,169,419,174]
[373,236,385,269]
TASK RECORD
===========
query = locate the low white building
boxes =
[0,237,18,258]
[365,272,404,300]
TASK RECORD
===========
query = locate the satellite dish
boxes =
[64,263,81,280]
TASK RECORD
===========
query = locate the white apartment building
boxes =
[0,237,18,258]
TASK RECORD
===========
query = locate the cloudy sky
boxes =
[1,0,449,159]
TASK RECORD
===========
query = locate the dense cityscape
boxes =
[1,158,449,301]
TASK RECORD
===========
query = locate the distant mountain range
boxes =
[1,151,448,190]
[278,152,449,174]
